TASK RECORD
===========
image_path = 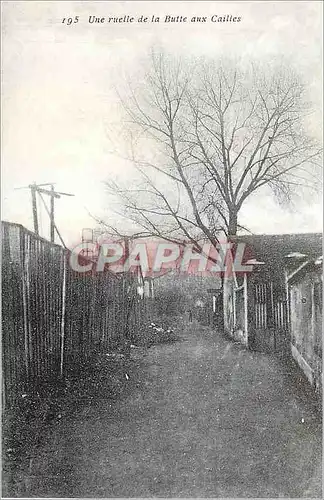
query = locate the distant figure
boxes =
[189,309,193,322]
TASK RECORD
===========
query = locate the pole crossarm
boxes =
[14,182,74,244]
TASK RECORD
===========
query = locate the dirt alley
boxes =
[17,324,322,497]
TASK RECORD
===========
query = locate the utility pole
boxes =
[30,183,39,235]
[15,182,74,245]
[50,184,55,243]
[36,184,74,244]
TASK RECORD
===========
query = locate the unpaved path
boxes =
[20,324,322,497]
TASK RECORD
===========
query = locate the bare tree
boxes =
[104,51,321,251]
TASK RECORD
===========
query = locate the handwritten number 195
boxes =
[62,16,79,25]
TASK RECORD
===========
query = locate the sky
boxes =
[2,1,323,247]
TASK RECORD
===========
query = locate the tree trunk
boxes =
[220,210,238,338]
[228,211,238,237]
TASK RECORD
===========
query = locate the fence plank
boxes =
[2,222,146,407]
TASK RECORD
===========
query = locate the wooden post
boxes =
[124,238,131,358]
[244,273,248,345]
[30,184,39,235]
[60,254,67,377]
[50,184,55,243]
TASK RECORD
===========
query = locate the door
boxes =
[250,282,289,354]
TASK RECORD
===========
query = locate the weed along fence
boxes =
[2,221,146,408]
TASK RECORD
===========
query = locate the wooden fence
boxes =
[223,271,290,352]
[288,261,322,392]
[2,221,146,407]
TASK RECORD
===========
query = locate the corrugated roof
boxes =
[232,233,322,268]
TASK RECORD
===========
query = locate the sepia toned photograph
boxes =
[1,1,323,498]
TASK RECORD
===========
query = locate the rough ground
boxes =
[6,324,322,498]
